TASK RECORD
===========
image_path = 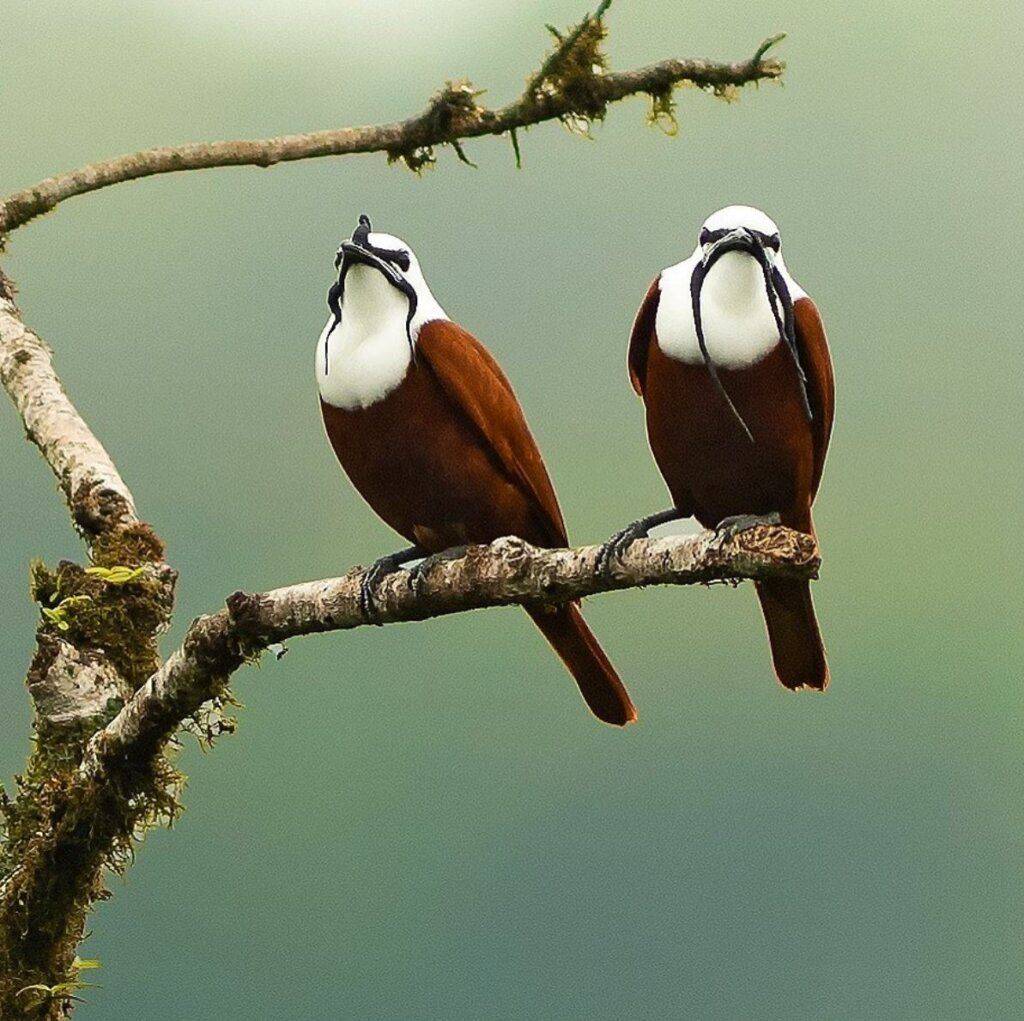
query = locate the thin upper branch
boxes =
[0,293,138,540]
[82,524,818,774]
[0,45,783,236]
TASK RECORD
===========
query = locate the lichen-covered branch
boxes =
[0,36,783,235]
[0,290,175,1017]
[0,293,138,541]
[83,525,819,776]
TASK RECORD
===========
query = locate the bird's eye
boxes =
[700,227,730,246]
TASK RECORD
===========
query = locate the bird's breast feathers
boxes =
[316,316,413,411]
[655,252,807,370]
[315,266,448,411]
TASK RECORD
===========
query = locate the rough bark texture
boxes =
[26,637,131,732]
[83,526,819,778]
[0,296,138,540]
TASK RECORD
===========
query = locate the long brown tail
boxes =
[526,603,637,726]
[755,579,829,691]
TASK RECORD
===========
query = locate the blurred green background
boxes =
[2,1,1023,1017]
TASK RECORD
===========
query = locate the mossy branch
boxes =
[0,16,783,234]
[524,0,614,102]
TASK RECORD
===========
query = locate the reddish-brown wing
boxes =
[627,278,661,396]
[793,297,835,496]
[416,319,568,549]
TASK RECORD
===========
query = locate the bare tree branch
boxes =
[0,45,783,236]
[0,294,139,542]
[83,525,819,776]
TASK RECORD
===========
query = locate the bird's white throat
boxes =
[656,250,805,369]
[316,265,416,410]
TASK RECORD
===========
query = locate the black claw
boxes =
[407,545,470,599]
[596,508,686,574]
[358,564,387,624]
[406,560,431,601]
[358,583,374,622]
[358,546,423,623]
[714,511,781,541]
[596,521,647,575]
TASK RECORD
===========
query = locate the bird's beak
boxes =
[691,227,812,428]
[325,238,419,351]
[336,240,407,288]
[701,227,763,271]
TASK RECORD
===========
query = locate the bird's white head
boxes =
[686,203,804,334]
[697,205,782,263]
[655,204,808,435]
[316,215,448,410]
[325,215,446,346]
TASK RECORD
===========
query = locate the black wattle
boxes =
[751,245,787,347]
[770,267,814,421]
[689,261,756,444]
[401,281,418,357]
[324,277,345,372]
[352,214,372,248]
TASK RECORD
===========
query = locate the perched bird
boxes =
[600,205,835,690]
[316,215,637,726]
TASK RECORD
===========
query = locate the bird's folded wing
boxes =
[416,319,569,548]
[793,296,835,496]
[628,277,661,396]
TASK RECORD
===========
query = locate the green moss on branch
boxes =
[0,522,178,1015]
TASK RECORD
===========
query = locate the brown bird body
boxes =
[321,321,566,554]
[317,221,635,725]
[615,206,835,690]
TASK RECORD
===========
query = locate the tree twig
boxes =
[525,0,615,99]
[0,43,783,236]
